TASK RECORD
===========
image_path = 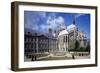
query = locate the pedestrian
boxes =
[72,54,75,59]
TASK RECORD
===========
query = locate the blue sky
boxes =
[24,11,90,39]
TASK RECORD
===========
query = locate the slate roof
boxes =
[24,28,56,39]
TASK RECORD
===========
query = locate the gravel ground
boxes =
[24,55,90,62]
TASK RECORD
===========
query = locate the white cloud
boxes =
[55,16,64,25]
[46,16,66,32]
[37,12,47,18]
[47,16,57,30]
[25,11,47,31]
[47,16,52,25]
[40,24,48,33]
[25,12,66,33]
[75,14,85,19]
[32,24,39,30]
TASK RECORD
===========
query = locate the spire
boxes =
[48,28,52,34]
[73,19,76,24]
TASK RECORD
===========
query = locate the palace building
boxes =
[24,29,58,56]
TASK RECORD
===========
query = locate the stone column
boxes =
[36,37,38,53]
[59,37,61,52]
[67,35,68,52]
[65,35,66,52]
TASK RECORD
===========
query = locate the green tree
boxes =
[79,47,85,52]
[85,44,90,52]
[74,40,80,51]
[68,39,76,50]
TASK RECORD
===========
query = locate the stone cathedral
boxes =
[24,19,88,59]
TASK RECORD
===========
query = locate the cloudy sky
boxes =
[24,11,90,38]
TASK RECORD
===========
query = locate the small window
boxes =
[31,44,33,48]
